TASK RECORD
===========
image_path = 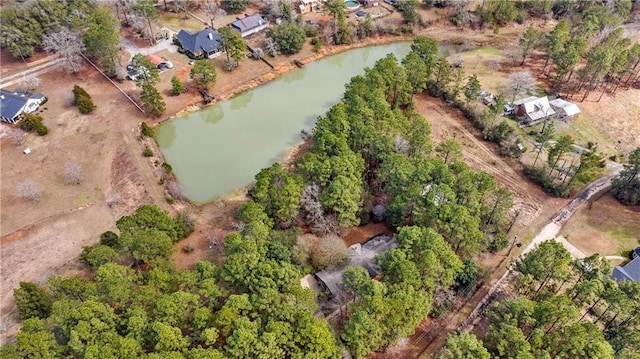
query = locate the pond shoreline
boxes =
[157,37,419,204]
[167,34,414,122]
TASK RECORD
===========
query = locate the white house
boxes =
[513,96,555,126]
[549,98,580,119]
[0,88,46,124]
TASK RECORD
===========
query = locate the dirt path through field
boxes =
[413,94,547,230]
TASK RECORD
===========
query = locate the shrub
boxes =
[141,122,155,138]
[143,146,153,157]
[80,245,118,267]
[162,162,174,176]
[14,282,52,320]
[100,231,120,247]
[311,37,322,53]
[267,22,306,55]
[19,113,48,136]
[182,243,195,253]
[175,210,195,239]
[170,76,185,95]
[304,25,319,37]
[72,85,96,113]
[311,235,349,269]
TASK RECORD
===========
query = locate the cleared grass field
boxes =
[561,194,640,257]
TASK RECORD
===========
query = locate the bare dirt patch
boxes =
[0,54,171,343]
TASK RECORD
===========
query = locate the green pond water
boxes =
[157,43,422,203]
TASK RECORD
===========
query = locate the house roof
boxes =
[146,54,164,66]
[0,89,45,122]
[301,0,317,4]
[512,96,540,106]
[612,257,640,282]
[518,96,555,121]
[176,28,222,55]
[231,14,267,33]
[315,233,397,296]
[549,98,580,116]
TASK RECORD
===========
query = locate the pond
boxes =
[157,42,447,203]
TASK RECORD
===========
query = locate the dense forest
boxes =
[2,36,518,358]
[436,241,640,359]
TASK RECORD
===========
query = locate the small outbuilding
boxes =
[549,98,580,119]
[231,14,269,38]
[145,54,173,70]
[480,90,496,106]
[0,88,46,124]
[298,0,320,14]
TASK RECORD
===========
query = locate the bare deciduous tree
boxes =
[21,76,41,91]
[10,128,25,146]
[106,189,121,207]
[114,63,127,82]
[265,38,280,57]
[394,134,410,154]
[64,161,83,185]
[202,0,226,27]
[504,70,537,102]
[300,183,339,235]
[16,179,40,203]
[42,28,85,74]
[311,234,350,269]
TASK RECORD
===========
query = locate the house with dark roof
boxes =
[612,247,640,282]
[231,14,269,38]
[0,88,46,124]
[315,233,397,297]
[174,28,223,59]
[612,257,640,282]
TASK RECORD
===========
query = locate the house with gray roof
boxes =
[613,247,640,282]
[612,257,640,282]
[231,14,269,37]
[0,88,46,124]
[174,28,223,59]
[315,233,397,297]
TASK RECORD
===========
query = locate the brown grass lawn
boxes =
[561,194,640,257]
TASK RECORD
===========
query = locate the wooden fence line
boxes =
[80,53,146,114]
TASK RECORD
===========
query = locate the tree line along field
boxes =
[2,0,640,357]
[5,30,639,357]
[2,37,521,358]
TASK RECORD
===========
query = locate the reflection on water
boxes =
[283,66,307,84]
[156,122,177,148]
[157,43,418,203]
[230,92,253,110]
[201,105,224,125]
